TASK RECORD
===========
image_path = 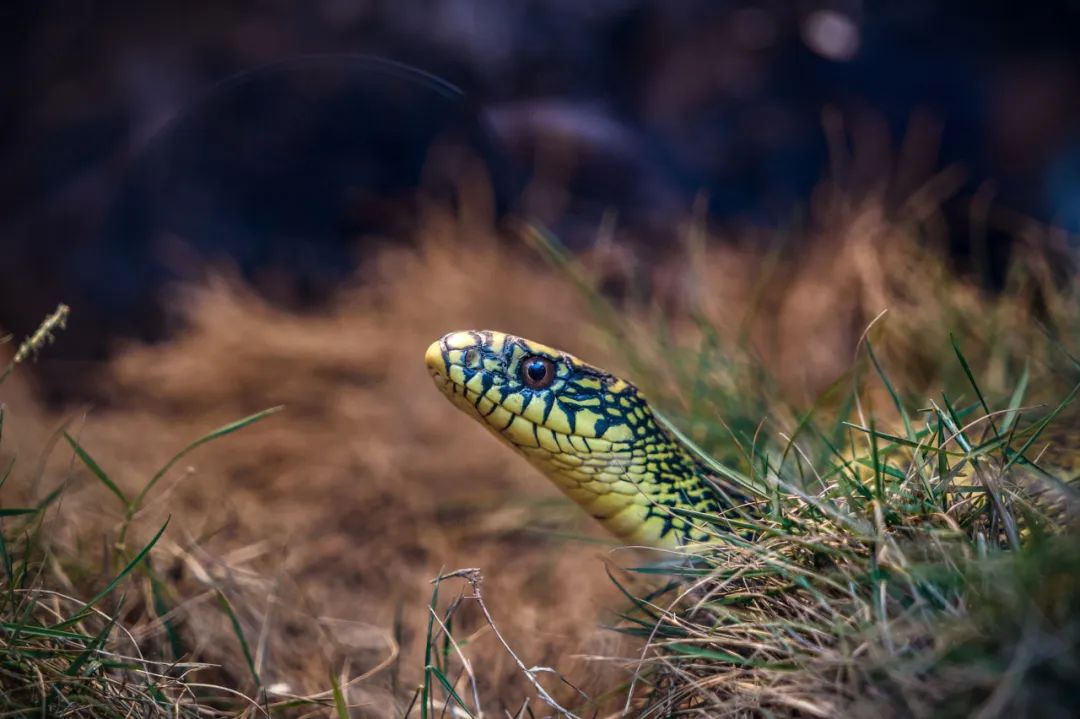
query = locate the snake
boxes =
[424,329,1080,551]
[425,330,747,549]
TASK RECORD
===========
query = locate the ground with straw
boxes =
[1,181,1078,716]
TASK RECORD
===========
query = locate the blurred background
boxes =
[3,1,1080,712]
[3,0,1079,396]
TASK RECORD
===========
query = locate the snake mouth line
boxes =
[440,376,510,420]
[436,375,642,468]
[439,375,592,442]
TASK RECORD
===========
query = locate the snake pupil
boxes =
[522,356,554,389]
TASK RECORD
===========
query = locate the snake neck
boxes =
[505,406,728,548]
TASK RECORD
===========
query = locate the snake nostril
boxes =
[424,340,448,376]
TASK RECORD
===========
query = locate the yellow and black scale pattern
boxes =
[425,330,740,548]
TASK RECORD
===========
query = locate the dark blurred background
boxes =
[2,1,1079,396]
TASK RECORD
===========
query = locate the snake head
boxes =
[425,330,726,548]
[425,330,641,445]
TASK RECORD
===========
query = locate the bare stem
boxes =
[432,568,582,719]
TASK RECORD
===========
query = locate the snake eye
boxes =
[521,356,555,389]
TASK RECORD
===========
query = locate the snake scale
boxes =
[425,330,743,548]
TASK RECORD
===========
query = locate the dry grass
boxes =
[519,179,1080,716]
[2,170,1078,716]
[1,202,647,714]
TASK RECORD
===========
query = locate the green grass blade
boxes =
[427,665,477,719]
[65,605,120,676]
[329,667,350,718]
[0,507,37,517]
[665,642,794,670]
[0,623,93,642]
[866,340,914,439]
[936,413,949,512]
[869,419,884,501]
[34,483,67,512]
[950,334,998,438]
[0,455,14,491]
[63,433,129,508]
[440,610,453,675]
[148,562,183,659]
[215,589,261,693]
[1003,378,1080,474]
[52,517,170,630]
[132,406,283,513]
[421,569,443,719]
[604,564,664,623]
[940,392,973,453]
[652,407,766,498]
[841,422,966,457]
[0,532,12,591]
[1000,360,1030,433]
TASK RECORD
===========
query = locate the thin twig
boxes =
[433,568,581,719]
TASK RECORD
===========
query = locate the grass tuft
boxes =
[0,309,305,717]
[524,214,1080,716]
[409,193,1080,716]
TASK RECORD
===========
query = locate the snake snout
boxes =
[426,331,485,387]
[424,340,448,383]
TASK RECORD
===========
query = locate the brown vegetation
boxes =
[2,181,1076,714]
